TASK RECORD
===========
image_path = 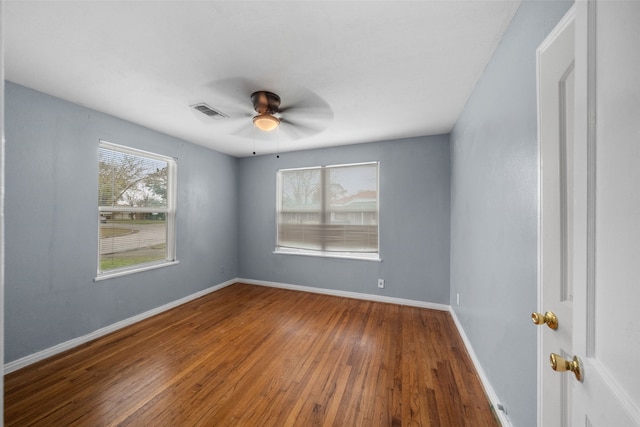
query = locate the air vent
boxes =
[190,103,228,120]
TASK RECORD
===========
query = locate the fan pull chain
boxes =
[276,126,280,158]
[252,124,256,155]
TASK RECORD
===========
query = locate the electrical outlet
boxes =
[219,266,225,274]
[456,293,460,306]
[378,279,385,289]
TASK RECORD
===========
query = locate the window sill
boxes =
[273,249,381,262]
[95,260,180,282]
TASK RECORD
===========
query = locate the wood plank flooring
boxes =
[5,283,500,426]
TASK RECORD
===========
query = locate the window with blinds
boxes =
[276,162,379,259]
[97,141,177,278]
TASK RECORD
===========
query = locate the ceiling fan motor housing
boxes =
[251,91,281,114]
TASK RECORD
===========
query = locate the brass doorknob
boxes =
[531,311,558,330]
[550,353,583,382]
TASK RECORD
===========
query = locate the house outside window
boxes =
[276,162,379,260]
[97,141,177,279]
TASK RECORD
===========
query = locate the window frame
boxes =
[275,161,381,262]
[95,140,178,281]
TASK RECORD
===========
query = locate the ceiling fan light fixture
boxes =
[253,113,280,132]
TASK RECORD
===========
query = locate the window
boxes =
[276,162,379,260]
[97,141,177,279]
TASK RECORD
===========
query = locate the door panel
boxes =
[572,1,640,424]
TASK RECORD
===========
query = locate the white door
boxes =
[537,6,577,426]
[571,0,640,425]
[538,1,640,426]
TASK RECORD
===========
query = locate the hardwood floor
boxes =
[5,283,499,426]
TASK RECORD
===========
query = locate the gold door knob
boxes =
[531,311,558,330]
[550,353,583,382]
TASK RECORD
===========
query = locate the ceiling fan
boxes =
[199,78,334,143]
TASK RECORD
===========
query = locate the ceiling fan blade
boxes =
[230,122,283,140]
[280,108,333,126]
[204,77,266,118]
[278,87,332,116]
[279,117,326,140]
[278,102,332,116]
[279,99,333,137]
[217,117,252,135]
[230,123,259,139]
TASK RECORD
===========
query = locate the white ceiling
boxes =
[5,1,521,158]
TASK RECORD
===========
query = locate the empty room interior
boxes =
[4,0,639,426]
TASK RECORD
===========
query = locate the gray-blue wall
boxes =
[5,82,238,363]
[450,1,573,426]
[238,136,451,303]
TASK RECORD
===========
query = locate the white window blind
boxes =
[98,141,177,277]
[277,162,379,257]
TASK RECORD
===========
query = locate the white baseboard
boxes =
[449,308,511,427]
[4,278,237,374]
[238,278,450,311]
